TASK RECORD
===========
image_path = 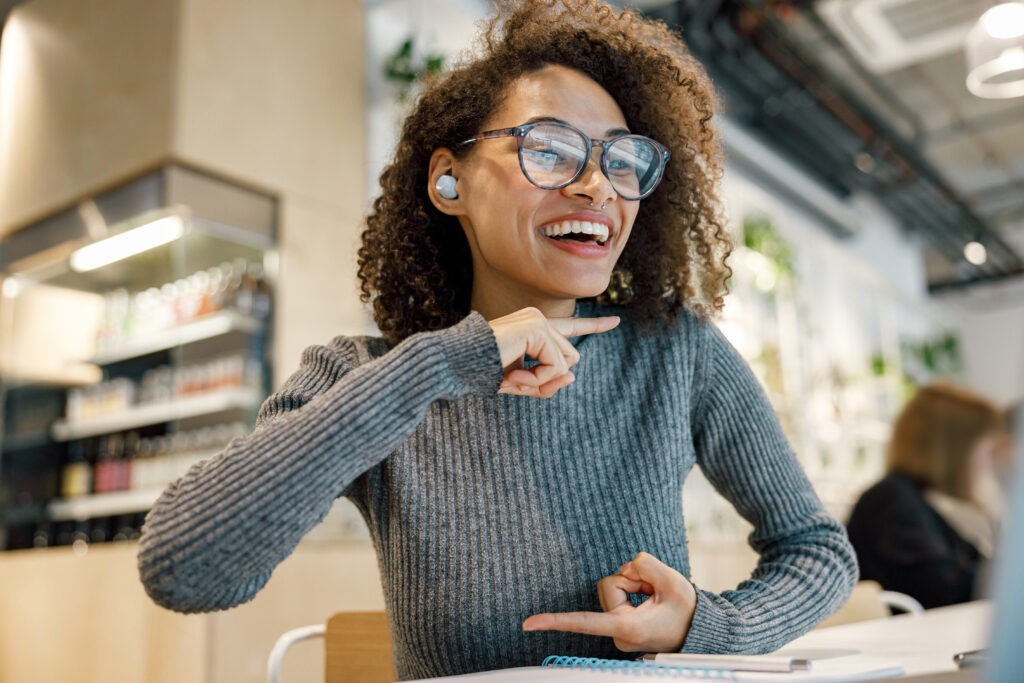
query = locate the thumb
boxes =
[623,552,684,592]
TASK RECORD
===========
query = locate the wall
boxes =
[0,282,101,384]
[0,0,176,234]
[172,0,367,381]
[364,0,487,207]
[941,278,1024,406]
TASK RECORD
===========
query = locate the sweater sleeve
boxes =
[137,312,502,613]
[683,321,858,653]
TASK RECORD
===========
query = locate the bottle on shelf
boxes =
[111,432,130,492]
[60,441,92,499]
[93,436,113,494]
[91,259,271,354]
[40,260,270,550]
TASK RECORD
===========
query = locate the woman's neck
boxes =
[470,290,577,321]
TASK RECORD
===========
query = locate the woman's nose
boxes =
[563,156,617,207]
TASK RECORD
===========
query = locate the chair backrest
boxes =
[325,611,396,683]
[814,580,922,629]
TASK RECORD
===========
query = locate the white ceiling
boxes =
[777,0,1024,279]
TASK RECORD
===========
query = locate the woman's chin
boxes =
[554,284,611,303]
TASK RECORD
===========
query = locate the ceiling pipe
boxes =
[659,0,1023,290]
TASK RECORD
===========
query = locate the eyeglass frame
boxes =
[458,119,671,201]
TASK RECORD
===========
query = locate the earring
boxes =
[435,174,458,199]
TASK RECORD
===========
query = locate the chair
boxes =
[267,610,395,683]
[816,580,925,629]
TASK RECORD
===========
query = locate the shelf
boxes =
[47,488,164,522]
[51,387,262,441]
[89,311,263,365]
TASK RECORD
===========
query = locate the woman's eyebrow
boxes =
[523,115,632,136]
[524,115,566,125]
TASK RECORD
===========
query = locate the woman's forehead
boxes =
[486,65,629,134]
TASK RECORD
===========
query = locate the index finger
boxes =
[548,315,621,339]
[522,611,622,637]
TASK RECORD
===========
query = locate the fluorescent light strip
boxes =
[70,216,185,272]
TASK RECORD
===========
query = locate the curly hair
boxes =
[358,0,731,345]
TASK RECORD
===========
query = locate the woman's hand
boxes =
[489,307,620,398]
[522,552,698,652]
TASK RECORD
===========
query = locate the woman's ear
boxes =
[428,148,466,216]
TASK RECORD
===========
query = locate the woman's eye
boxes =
[606,158,634,173]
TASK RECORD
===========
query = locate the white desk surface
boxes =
[780,600,990,677]
[410,601,991,681]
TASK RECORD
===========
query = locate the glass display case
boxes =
[0,164,277,551]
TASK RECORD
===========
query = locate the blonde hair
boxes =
[887,383,1001,501]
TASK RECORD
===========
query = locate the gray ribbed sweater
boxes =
[137,302,857,680]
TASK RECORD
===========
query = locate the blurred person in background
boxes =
[847,383,1004,608]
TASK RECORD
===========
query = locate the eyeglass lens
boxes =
[520,123,661,199]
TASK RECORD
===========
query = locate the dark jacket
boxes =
[846,472,981,608]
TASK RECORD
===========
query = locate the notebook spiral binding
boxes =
[541,656,736,679]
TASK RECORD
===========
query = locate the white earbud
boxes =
[435,174,458,199]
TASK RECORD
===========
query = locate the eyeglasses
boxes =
[460,120,670,201]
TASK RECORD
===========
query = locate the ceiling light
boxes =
[982,2,1024,40]
[854,152,876,174]
[964,241,988,266]
[965,2,1024,99]
[69,215,185,272]
[2,276,22,298]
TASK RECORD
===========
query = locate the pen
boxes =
[639,653,812,673]
[953,649,987,669]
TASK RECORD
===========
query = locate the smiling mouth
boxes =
[540,220,610,245]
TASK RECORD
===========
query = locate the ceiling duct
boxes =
[816,0,989,74]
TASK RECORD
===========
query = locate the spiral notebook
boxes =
[537,653,904,681]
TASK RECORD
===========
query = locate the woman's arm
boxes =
[137,312,502,613]
[683,322,858,653]
[522,317,855,653]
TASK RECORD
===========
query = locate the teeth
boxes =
[541,221,610,244]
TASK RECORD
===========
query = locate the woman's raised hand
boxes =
[488,307,620,399]
[521,552,698,652]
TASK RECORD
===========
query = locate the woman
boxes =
[847,383,1002,609]
[138,1,856,678]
